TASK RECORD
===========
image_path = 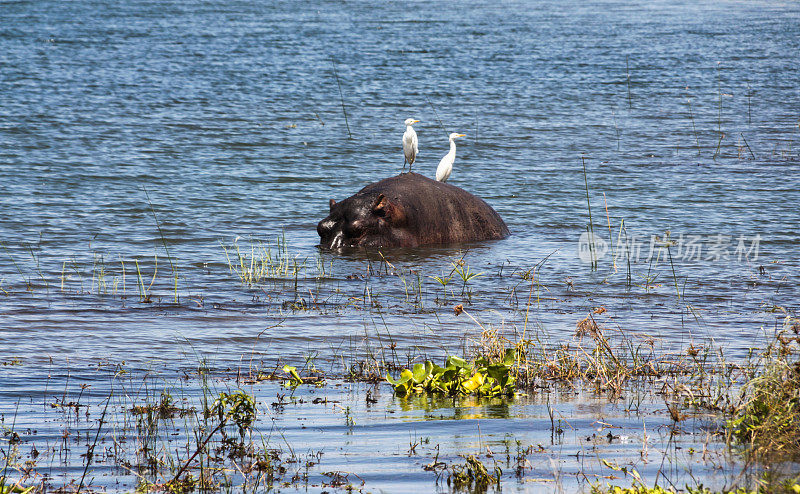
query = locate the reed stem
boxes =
[331,57,352,140]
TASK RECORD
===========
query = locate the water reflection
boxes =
[394,393,514,420]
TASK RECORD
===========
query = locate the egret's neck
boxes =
[448,138,457,156]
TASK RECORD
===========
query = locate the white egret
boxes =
[402,118,420,172]
[435,132,466,182]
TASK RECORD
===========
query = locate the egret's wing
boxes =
[435,157,446,181]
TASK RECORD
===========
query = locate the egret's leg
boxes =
[402,157,407,172]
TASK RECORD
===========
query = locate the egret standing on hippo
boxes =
[316,117,509,250]
[402,118,419,172]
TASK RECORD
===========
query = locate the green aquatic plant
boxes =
[386,349,516,398]
[222,233,306,287]
[212,391,257,441]
[167,390,258,489]
[429,269,453,303]
[282,365,304,385]
[134,257,156,303]
[726,330,800,462]
[448,454,501,492]
[451,258,482,297]
[0,482,34,494]
[592,481,800,494]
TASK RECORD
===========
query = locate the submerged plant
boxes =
[386,349,516,398]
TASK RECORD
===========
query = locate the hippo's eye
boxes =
[343,220,365,238]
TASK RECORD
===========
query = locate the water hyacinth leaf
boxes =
[387,369,416,395]
[431,363,450,381]
[479,382,496,396]
[462,372,485,391]
[441,368,458,382]
[506,375,516,389]
[387,369,414,386]
[503,348,516,366]
[486,364,509,386]
[411,362,429,384]
[385,372,401,385]
[447,356,469,369]
[394,382,410,397]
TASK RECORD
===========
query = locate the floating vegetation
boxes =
[130,390,191,419]
[386,349,516,397]
[1,326,799,492]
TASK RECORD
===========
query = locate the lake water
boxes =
[1,0,798,491]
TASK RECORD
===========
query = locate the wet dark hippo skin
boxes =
[317,173,510,250]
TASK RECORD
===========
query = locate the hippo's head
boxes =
[317,193,411,250]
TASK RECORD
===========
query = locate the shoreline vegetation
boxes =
[1,235,798,492]
[0,314,797,492]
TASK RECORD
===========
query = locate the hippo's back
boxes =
[358,173,509,245]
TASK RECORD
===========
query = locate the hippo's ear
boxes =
[329,198,336,210]
[371,194,405,224]
[371,194,389,215]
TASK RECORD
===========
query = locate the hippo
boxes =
[317,172,509,250]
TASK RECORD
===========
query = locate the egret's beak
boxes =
[457,133,466,138]
[413,120,420,124]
